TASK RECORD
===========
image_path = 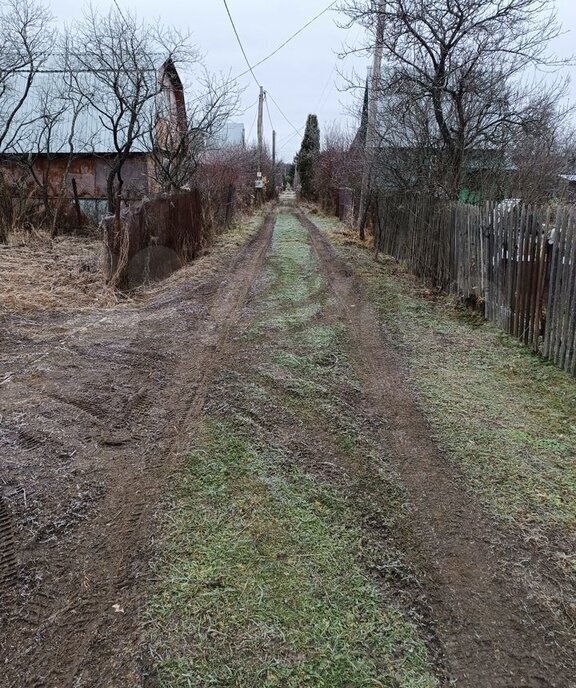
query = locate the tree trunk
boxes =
[0,173,13,243]
[106,169,116,214]
[447,145,465,200]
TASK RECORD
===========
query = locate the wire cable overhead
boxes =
[267,91,302,138]
[221,0,261,87]
[234,1,338,80]
[222,0,332,160]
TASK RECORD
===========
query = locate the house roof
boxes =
[2,60,177,156]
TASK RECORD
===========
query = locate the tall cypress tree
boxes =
[296,114,320,200]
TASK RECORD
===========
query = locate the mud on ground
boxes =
[0,213,274,687]
[1,202,575,687]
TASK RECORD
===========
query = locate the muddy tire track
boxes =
[0,214,275,688]
[300,210,576,688]
[0,497,17,591]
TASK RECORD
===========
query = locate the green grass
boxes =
[145,212,439,687]
[147,425,437,688]
[314,215,576,574]
[250,215,325,335]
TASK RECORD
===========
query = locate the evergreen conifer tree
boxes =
[296,114,320,200]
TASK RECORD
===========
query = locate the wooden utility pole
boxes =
[256,86,265,205]
[272,129,276,197]
[357,0,386,240]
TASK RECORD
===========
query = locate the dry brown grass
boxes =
[0,228,119,315]
[1,211,268,317]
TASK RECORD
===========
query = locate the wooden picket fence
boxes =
[373,193,576,376]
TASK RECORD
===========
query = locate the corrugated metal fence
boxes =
[373,193,576,376]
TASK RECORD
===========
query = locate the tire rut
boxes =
[299,209,575,688]
[0,213,275,688]
[0,497,17,591]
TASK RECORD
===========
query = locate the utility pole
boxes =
[357,0,386,240]
[256,86,265,205]
[272,129,276,197]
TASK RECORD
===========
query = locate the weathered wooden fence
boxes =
[373,194,576,376]
[102,187,235,289]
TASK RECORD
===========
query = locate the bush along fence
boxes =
[102,186,236,289]
[320,187,355,225]
[371,193,576,376]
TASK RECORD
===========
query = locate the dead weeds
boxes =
[0,211,269,317]
[0,228,118,315]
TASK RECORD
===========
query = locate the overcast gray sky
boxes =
[49,0,576,162]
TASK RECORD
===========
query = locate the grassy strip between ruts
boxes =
[146,425,436,688]
[144,213,438,687]
[310,213,576,577]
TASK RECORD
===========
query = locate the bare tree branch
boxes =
[339,0,574,198]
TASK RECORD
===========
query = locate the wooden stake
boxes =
[71,177,83,229]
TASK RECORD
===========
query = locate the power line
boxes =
[267,90,302,138]
[221,0,261,88]
[240,97,260,115]
[277,128,300,145]
[221,1,316,156]
[316,62,338,111]
[277,131,302,155]
[315,24,360,113]
[234,1,338,80]
[264,96,275,132]
[278,125,304,146]
[246,107,259,143]
[221,0,330,153]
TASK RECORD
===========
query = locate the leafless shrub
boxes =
[314,123,362,213]
[197,144,266,227]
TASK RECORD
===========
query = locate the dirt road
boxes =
[0,215,275,686]
[1,201,574,686]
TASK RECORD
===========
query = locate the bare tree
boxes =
[23,75,92,235]
[0,0,53,240]
[149,69,242,193]
[0,0,53,150]
[340,0,571,198]
[65,5,198,211]
[314,123,362,211]
[509,103,576,203]
[369,73,444,194]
